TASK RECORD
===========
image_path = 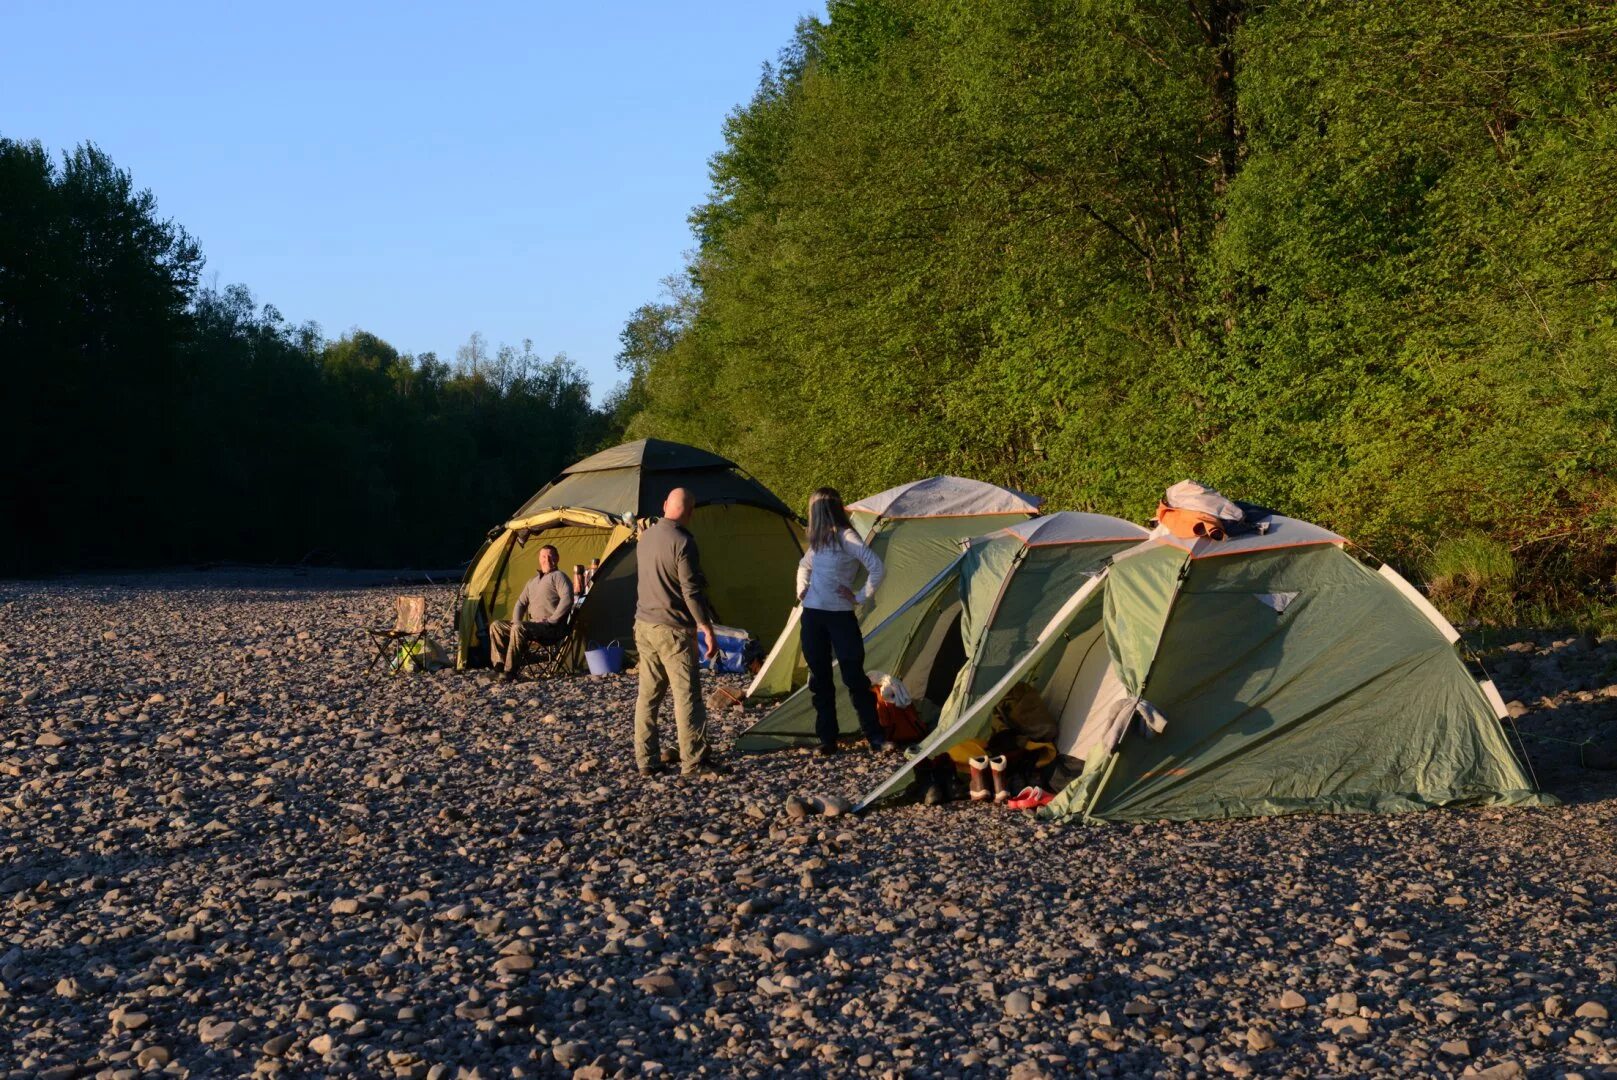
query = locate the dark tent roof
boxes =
[562,438,736,475]
[513,439,796,521]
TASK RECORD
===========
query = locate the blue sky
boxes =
[2,1,819,400]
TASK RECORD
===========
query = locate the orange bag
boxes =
[1156,501,1228,541]
[871,686,926,744]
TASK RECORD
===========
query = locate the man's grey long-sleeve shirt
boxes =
[514,569,573,625]
[634,518,714,629]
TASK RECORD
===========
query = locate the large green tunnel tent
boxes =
[853,514,1547,821]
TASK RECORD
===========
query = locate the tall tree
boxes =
[618,0,1617,618]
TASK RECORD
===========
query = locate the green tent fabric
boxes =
[456,440,803,669]
[848,513,1147,803]
[513,438,794,520]
[743,476,1041,704]
[857,514,1548,821]
[737,511,1140,753]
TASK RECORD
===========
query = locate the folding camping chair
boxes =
[364,595,431,672]
[509,608,578,681]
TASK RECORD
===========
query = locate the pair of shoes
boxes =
[683,761,731,780]
[968,755,1012,802]
[816,743,839,757]
[1006,785,1054,810]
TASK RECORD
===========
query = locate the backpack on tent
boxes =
[1155,480,1274,541]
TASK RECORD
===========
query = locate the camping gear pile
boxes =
[364,595,449,674]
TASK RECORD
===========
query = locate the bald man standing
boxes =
[633,487,724,778]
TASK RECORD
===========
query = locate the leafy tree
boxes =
[618,0,1617,621]
[0,138,611,573]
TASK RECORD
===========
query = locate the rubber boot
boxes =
[969,756,991,802]
[990,755,1010,803]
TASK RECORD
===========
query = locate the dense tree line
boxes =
[620,0,1617,624]
[0,138,612,574]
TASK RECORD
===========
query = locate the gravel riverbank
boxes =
[1,571,1614,1078]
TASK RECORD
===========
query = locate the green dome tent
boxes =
[737,476,1042,749]
[456,439,804,669]
[855,513,1548,820]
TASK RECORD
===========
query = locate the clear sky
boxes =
[2,1,819,400]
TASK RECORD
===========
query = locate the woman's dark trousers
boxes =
[800,606,885,748]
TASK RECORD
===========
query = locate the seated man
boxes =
[489,544,574,680]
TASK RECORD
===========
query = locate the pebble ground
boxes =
[1,571,1614,1079]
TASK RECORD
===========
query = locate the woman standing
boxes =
[797,487,889,754]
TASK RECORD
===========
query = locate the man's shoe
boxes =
[683,762,731,780]
[816,743,839,757]
[495,671,513,683]
[638,763,668,778]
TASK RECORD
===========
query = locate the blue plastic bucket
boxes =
[585,640,624,675]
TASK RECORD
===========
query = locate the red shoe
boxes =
[1006,786,1054,810]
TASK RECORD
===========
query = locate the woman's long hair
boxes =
[806,487,853,552]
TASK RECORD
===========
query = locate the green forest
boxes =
[616,0,1617,626]
[5,1,1617,627]
[0,139,616,573]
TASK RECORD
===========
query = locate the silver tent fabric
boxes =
[847,476,1042,520]
[992,512,1148,548]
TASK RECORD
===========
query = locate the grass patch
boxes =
[1427,535,1517,626]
